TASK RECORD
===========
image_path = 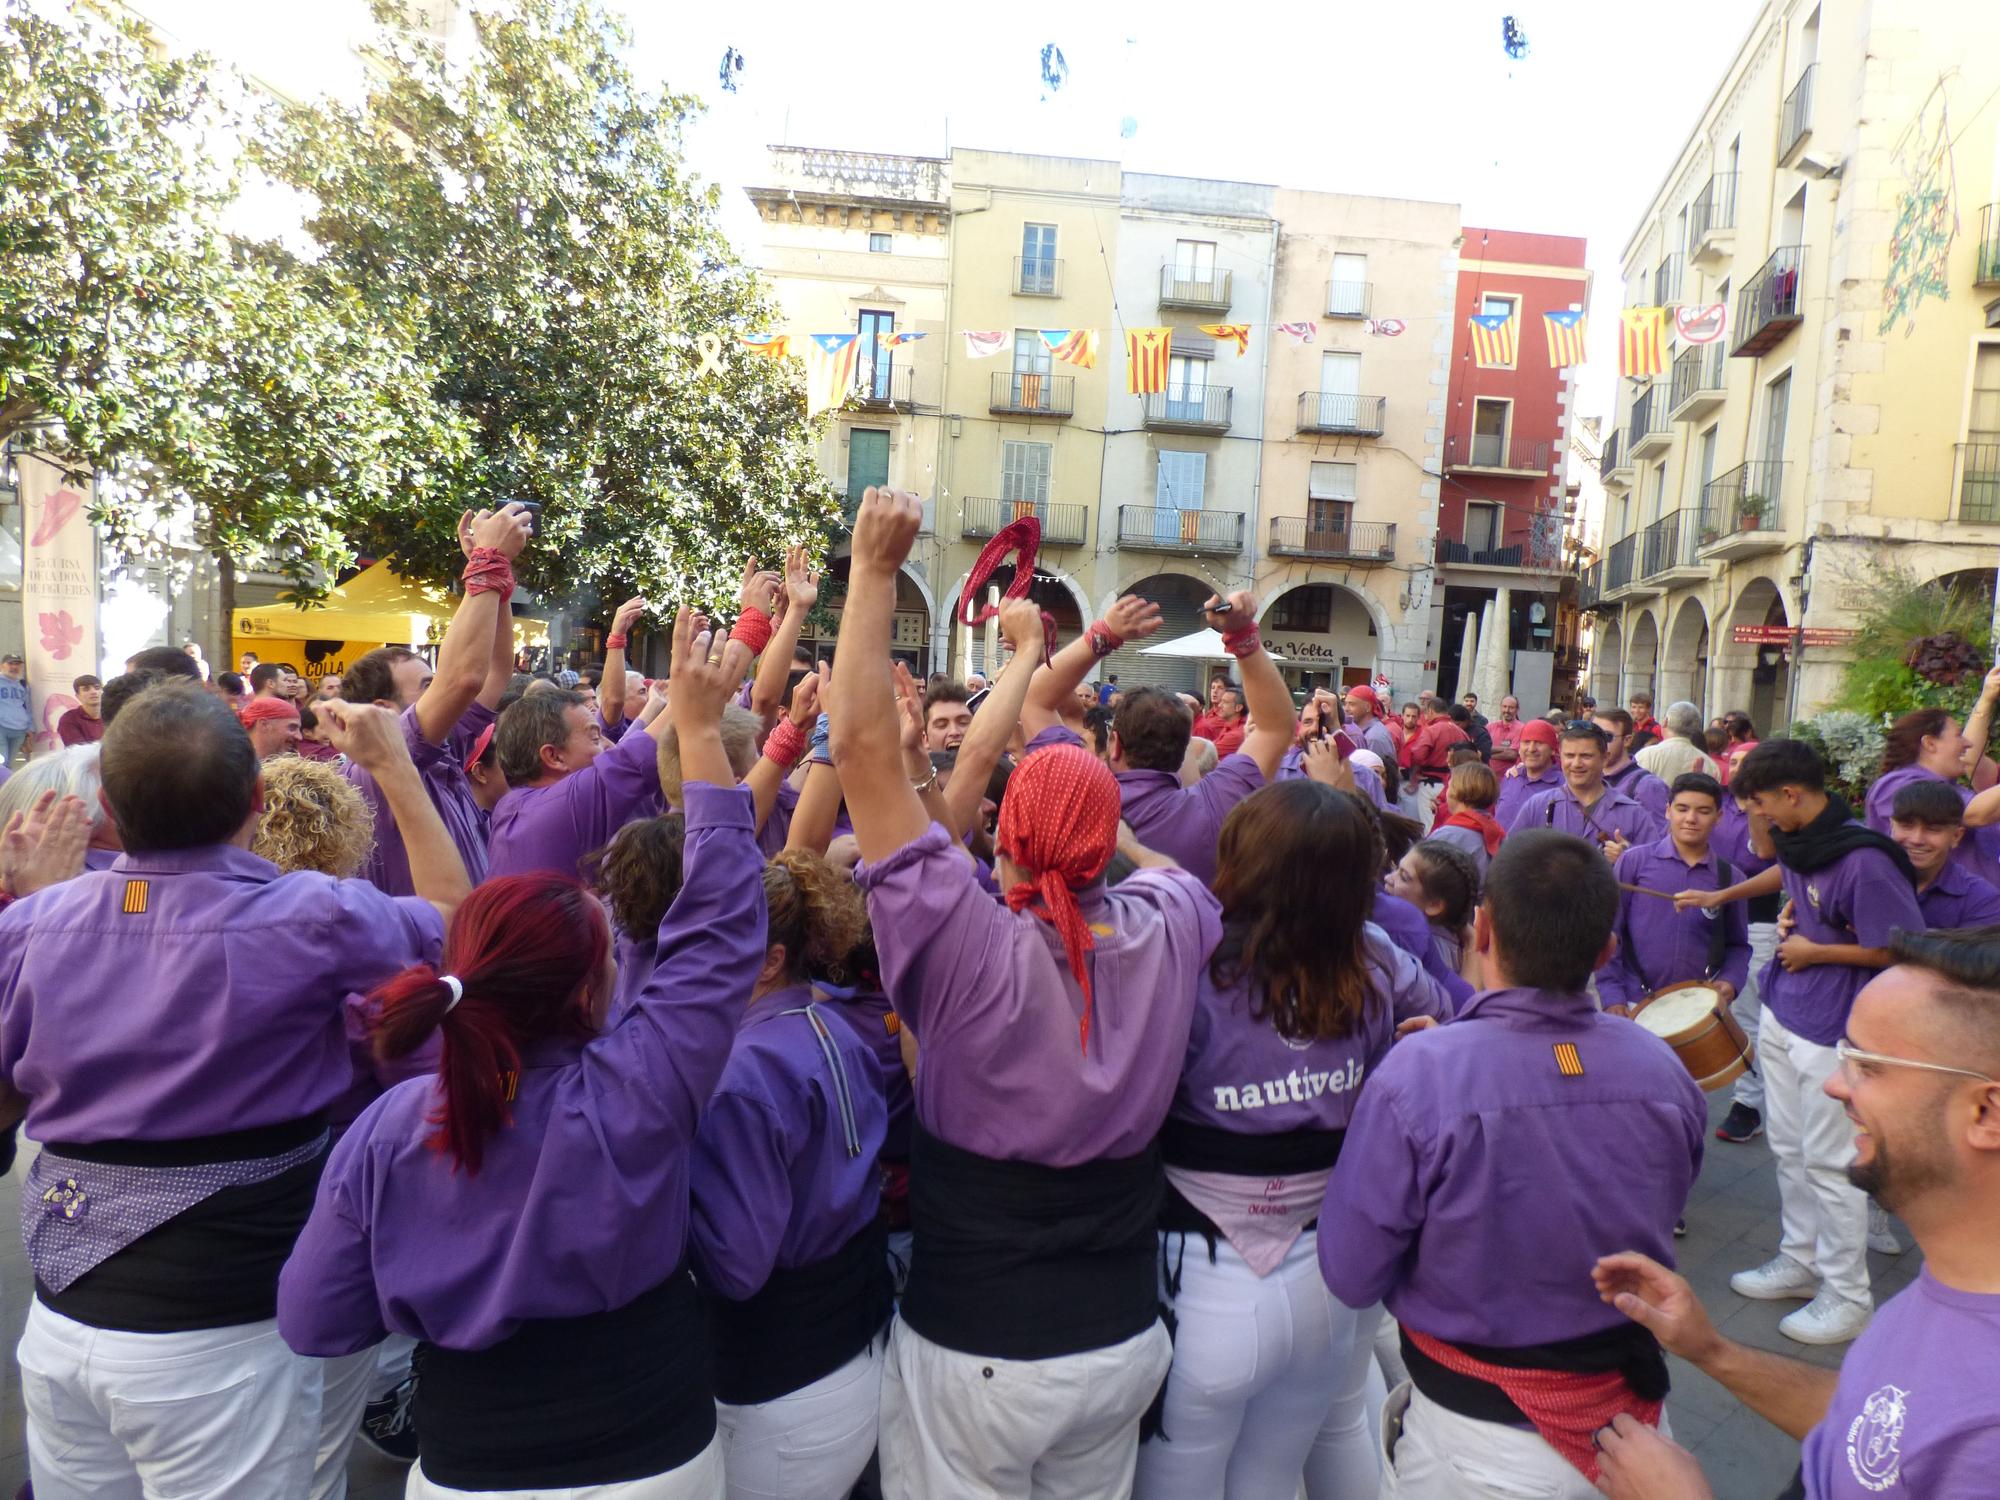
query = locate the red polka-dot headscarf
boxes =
[996,743,1122,1050]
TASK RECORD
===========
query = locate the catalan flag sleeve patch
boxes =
[1554,1042,1585,1077]
[122,880,149,915]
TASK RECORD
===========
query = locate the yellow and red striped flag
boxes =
[1468,312,1516,368]
[803,333,860,418]
[1618,307,1668,378]
[1019,372,1044,409]
[1543,309,1588,368]
[1198,323,1251,356]
[1039,328,1099,370]
[738,334,790,360]
[1125,327,1173,393]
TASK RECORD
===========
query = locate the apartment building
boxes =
[1587,0,2000,730]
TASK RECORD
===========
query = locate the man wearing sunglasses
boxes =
[1588,923,2000,1498]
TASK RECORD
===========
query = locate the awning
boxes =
[233,561,548,650]
[1138,627,1286,662]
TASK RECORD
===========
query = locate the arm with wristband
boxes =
[784,714,842,855]
[417,505,531,746]
[597,595,647,731]
[1022,593,1164,741]
[749,548,817,728]
[742,666,823,835]
[1212,591,1291,782]
[943,598,1045,839]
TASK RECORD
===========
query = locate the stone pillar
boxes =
[1456,610,1480,702]
[1475,588,1512,707]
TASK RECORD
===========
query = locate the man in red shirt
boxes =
[1193,683,1247,758]
[1399,698,1471,821]
[56,676,105,746]
[1485,694,1527,758]
[1628,690,1661,751]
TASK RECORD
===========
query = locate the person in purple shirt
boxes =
[1025,590,1292,886]
[1494,718,1564,828]
[834,488,1222,1500]
[1599,773,1751,1016]
[690,849,892,1499]
[1,686,467,1500]
[485,680,665,879]
[278,609,763,1498]
[1137,780,1451,1500]
[1593,924,2000,1498]
[1870,688,2000,890]
[1596,707,1671,821]
[1510,720,1665,854]
[1319,829,1705,1498]
[1887,777,2000,930]
[1725,739,1924,1347]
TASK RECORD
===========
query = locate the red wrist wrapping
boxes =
[1220,624,1262,659]
[605,633,629,651]
[1086,621,1125,659]
[762,716,808,770]
[462,548,515,599]
[730,607,774,656]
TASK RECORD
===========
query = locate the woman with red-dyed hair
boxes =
[830,490,1222,1500]
[277,609,766,1498]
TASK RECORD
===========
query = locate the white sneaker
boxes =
[1780,1290,1872,1345]
[1730,1254,1819,1301]
[1868,1202,1903,1255]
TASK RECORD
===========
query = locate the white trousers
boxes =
[313,1348,377,1498]
[405,1434,724,1498]
[17,1301,321,1500]
[1730,922,1778,1112]
[373,1330,418,1399]
[880,1315,1172,1500]
[1134,1233,1379,1500]
[1378,1380,1669,1499]
[715,1344,882,1500]
[1761,1008,1872,1307]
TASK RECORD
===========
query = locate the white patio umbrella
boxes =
[1138,627,1287,662]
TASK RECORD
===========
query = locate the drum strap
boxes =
[1619,859,1731,995]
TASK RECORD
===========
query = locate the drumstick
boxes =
[1616,881,1683,901]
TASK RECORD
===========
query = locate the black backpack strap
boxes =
[1705,858,1733,980]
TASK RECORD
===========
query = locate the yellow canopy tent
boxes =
[232,561,548,687]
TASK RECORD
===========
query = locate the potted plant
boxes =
[1738,493,1769,530]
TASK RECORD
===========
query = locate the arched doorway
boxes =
[1592,618,1623,707]
[1626,610,1661,706]
[1098,572,1215,694]
[1660,597,1711,715]
[1259,581,1383,696]
[803,558,933,675]
[1717,576,1791,734]
[944,564,1088,682]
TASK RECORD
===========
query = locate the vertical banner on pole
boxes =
[19,458,100,752]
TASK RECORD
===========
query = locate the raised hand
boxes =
[1201,590,1258,633]
[470,503,534,561]
[318,701,417,776]
[892,662,926,755]
[783,545,821,615]
[1303,737,1354,790]
[1103,594,1165,642]
[1,791,90,899]
[668,609,733,735]
[852,487,923,575]
[739,567,782,617]
[610,596,648,638]
[788,663,828,726]
[998,598,1044,657]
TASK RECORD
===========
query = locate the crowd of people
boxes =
[0,487,1993,1500]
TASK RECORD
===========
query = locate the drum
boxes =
[1632,981,1755,1092]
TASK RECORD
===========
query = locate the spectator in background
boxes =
[238,649,259,676]
[1196,684,1248,759]
[56,675,104,746]
[1448,702,1491,760]
[214,672,249,713]
[241,696,303,761]
[1723,712,1760,779]
[1703,724,1734,783]
[182,642,210,681]
[124,646,205,682]
[1096,673,1119,707]
[99,670,167,727]
[1460,691,1489,738]
[1636,700,1722,785]
[0,655,30,765]
[1486,695,1526,759]
[1344,684,1399,765]
[1628,690,1661,750]
[314,674,344,702]
[249,662,301,701]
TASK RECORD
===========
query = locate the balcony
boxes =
[1141,385,1233,433]
[1599,429,1629,484]
[1628,380,1673,459]
[961,497,1090,547]
[1445,432,1552,478]
[1269,517,1395,562]
[1653,255,1683,308]
[851,363,915,411]
[1668,342,1727,423]
[1326,280,1372,319]
[1578,562,1603,611]
[1436,538,1567,572]
[989,370,1075,418]
[1690,173,1738,268]
[1638,510,1708,587]
[1734,247,1805,356]
[1296,391,1386,436]
[1779,65,1816,168]
[1013,257,1062,297]
[1605,534,1637,594]
[1698,461,1787,559]
[1159,263,1232,311]
[1977,205,2000,287]
[1956,444,2000,523]
[1118,505,1244,556]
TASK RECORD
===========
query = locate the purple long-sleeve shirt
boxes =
[486,722,663,879]
[1865,764,2000,891]
[1604,760,1670,820]
[1277,746,1387,810]
[1766,845,1925,1046]
[345,704,494,897]
[856,822,1220,1166]
[1597,837,1752,1009]
[819,982,913,1160]
[1173,926,1450,1131]
[0,848,441,1143]
[1117,755,1266,885]
[1317,986,1705,1346]
[277,783,765,1356]
[1918,862,2000,928]
[1508,781,1664,848]
[1374,891,1476,1007]
[1493,763,1563,829]
[689,984,888,1301]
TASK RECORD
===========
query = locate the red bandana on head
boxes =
[996,744,1122,1052]
[238,696,300,726]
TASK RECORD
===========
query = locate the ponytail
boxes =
[367,873,608,1175]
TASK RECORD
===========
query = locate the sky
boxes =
[126,0,1767,423]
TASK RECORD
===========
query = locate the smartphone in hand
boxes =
[1332,728,1357,758]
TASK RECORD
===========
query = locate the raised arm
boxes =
[743,667,821,833]
[322,701,471,923]
[1208,590,1291,782]
[417,505,532,746]
[893,664,956,835]
[476,567,519,711]
[944,599,1044,837]
[750,547,818,725]
[1023,594,1163,741]
[829,489,933,863]
[1960,666,2000,776]
[785,757,843,856]
[597,596,648,731]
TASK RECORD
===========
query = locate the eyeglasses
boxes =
[1835,1039,1996,1085]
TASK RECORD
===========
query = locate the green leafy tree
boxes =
[263,0,837,608]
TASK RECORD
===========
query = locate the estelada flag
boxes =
[876,331,927,348]
[1543,309,1588,368]
[1125,327,1173,393]
[1468,312,1516,368]
[1198,323,1250,357]
[804,333,860,418]
[1619,307,1669,377]
[738,334,790,359]
[1040,329,1099,370]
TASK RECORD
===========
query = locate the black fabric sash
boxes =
[1401,1320,1669,1427]
[413,1267,714,1491]
[901,1121,1161,1360]
[1159,1117,1346,1177]
[707,1216,892,1406]
[1770,798,1917,884]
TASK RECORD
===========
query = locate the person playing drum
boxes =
[1598,774,1751,1021]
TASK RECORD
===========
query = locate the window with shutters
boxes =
[1309,462,1358,541]
[1020,225,1058,293]
[1464,501,1501,552]
[1154,450,1206,544]
[1329,253,1368,317]
[1471,398,1511,466]
[1001,442,1052,505]
[1166,354,1208,421]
